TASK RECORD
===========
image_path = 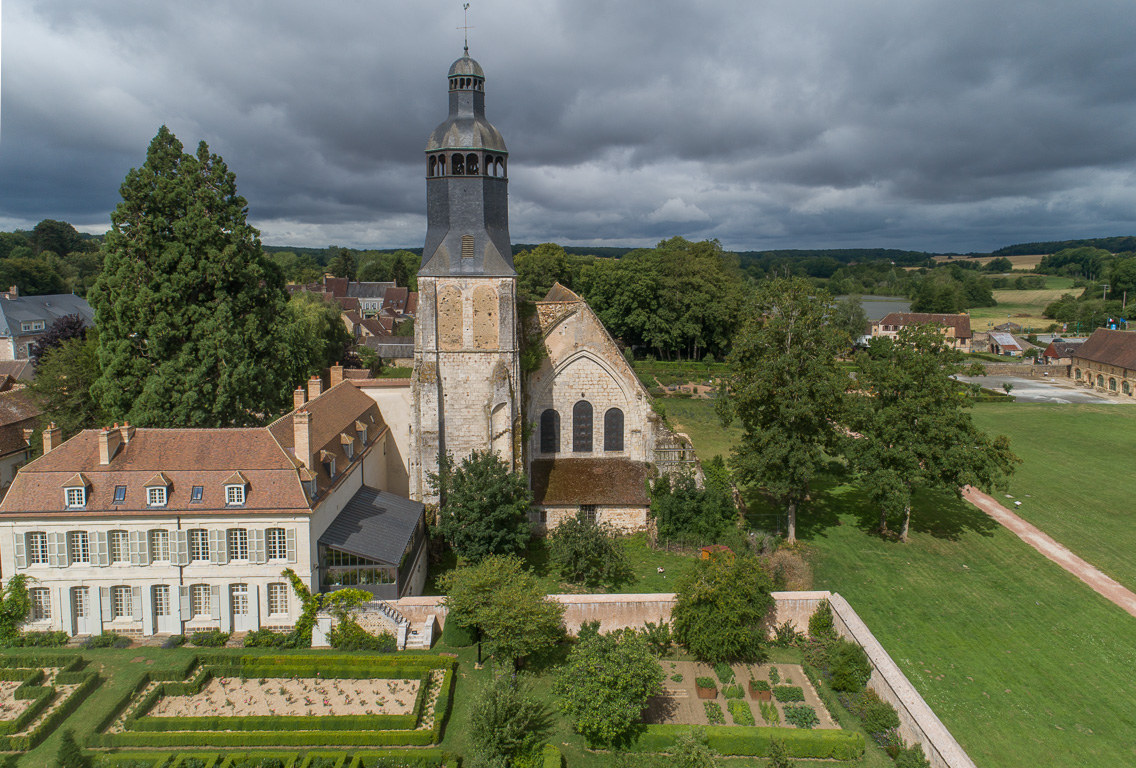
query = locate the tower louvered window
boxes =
[461,235,474,259]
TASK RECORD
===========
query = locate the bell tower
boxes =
[410,51,520,502]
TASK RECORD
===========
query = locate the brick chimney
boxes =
[307,374,322,401]
[98,424,123,465]
[294,409,313,469]
[293,385,306,410]
[42,423,61,454]
[330,363,344,389]
[119,421,135,445]
[3,286,16,300]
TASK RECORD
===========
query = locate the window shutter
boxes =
[172,530,189,566]
[138,531,150,565]
[94,531,110,566]
[248,585,259,625]
[131,586,143,620]
[210,585,221,620]
[48,532,65,567]
[209,529,228,565]
[100,587,111,617]
[286,529,297,564]
[128,531,142,565]
[179,585,191,616]
[251,529,266,564]
[13,533,26,569]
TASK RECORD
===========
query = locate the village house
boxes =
[0,287,94,361]
[1041,339,1082,367]
[869,312,973,352]
[0,388,39,496]
[1070,328,1136,396]
[0,378,427,638]
[988,332,1024,357]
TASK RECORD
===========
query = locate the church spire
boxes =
[421,49,513,277]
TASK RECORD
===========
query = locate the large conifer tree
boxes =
[90,126,289,427]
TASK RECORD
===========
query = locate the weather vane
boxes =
[459,3,473,55]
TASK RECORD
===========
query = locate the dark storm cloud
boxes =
[4,0,1136,252]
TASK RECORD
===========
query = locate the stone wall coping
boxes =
[830,592,976,768]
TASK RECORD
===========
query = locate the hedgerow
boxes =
[629,724,864,759]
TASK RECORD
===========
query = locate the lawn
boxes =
[662,396,741,464]
[969,402,1136,592]
[675,397,1136,768]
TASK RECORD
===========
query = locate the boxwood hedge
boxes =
[630,725,864,759]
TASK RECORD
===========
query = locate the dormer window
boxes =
[65,487,86,508]
[355,420,368,445]
[190,486,203,503]
[320,450,336,480]
[147,487,167,507]
[226,485,245,506]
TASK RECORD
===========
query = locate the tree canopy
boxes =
[28,331,106,440]
[89,126,306,427]
[547,508,632,588]
[848,324,1019,541]
[431,449,533,562]
[718,278,849,542]
[671,551,775,663]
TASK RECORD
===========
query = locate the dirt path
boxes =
[963,486,1136,618]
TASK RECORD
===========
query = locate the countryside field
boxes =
[968,276,1078,333]
[672,397,1136,768]
[932,254,1049,269]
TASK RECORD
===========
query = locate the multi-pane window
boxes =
[29,588,50,621]
[147,487,167,506]
[231,584,248,616]
[27,532,48,565]
[190,584,211,617]
[189,529,209,562]
[111,586,131,619]
[580,505,598,524]
[266,528,287,560]
[228,529,249,560]
[149,530,170,561]
[72,587,88,619]
[69,531,90,563]
[267,583,288,616]
[109,530,129,563]
[153,585,170,616]
[226,485,245,505]
[65,487,85,508]
[572,400,593,452]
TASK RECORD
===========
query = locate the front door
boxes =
[153,585,179,634]
[231,584,255,631]
[71,587,93,635]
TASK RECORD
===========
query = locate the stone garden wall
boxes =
[392,590,977,768]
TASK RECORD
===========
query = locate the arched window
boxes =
[1075,368,1081,380]
[1109,377,1117,391]
[1124,381,1132,395]
[604,408,624,452]
[486,155,495,176]
[437,155,446,176]
[573,401,593,453]
[496,158,506,177]
[428,156,437,178]
[466,153,479,175]
[1097,374,1104,388]
[540,410,560,453]
[452,154,465,175]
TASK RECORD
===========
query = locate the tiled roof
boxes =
[382,287,409,313]
[405,292,418,316]
[1043,341,1082,359]
[1072,329,1136,369]
[530,458,650,506]
[318,486,424,566]
[0,294,94,339]
[877,312,972,339]
[0,361,32,382]
[0,389,39,459]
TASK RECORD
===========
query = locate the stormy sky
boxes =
[3,0,1136,253]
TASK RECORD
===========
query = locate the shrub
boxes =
[670,674,683,683]
[630,725,863,759]
[703,702,725,725]
[639,622,672,657]
[855,689,900,742]
[439,619,474,648]
[829,638,871,693]
[771,621,801,647]
[722,684,744,700]
[547,508,632,587]
[190,630,230,648]
[84,631,130,649]
[694,677,715,690]
[56,729,89,768]
[773,686,804,702]
[162,635,187,649]
[713,662,735,685]
[328,620,396,652]
[783,704,818,729]
[242,629,288,648]
[467,675,546,766]
[808,599,837,641]
[894,742,931,768]
[726,700,755,726]
[13,631,69,648]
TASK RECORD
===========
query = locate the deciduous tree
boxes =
[554,622,664,746]
[548,509,632,587]
[90,126,290,427]
[671,551,774,663]
[431,450,532,562]
[28,331,106,439]
[718,278,848,542]
[29,314,87,363]
[467,675,547,767]
[848,324,1019,541]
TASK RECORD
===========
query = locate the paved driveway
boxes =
[954,374,1120,404]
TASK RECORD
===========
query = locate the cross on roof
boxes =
[458,3,474,55]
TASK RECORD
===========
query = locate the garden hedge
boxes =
[100,730,439,749]
[171,754,221,768]
[630,725,865,759]
[439,620,474,648]
[93,753,175,768]
[132,714,419,734]
[8,670,99,751]
[541,743,562,768]
[216,752,300,768]
[345,751,452,768]
[297,753,346,768]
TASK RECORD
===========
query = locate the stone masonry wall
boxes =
[534,505,649,533]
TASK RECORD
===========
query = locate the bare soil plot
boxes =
[0,681,35,722]
[147,676,421,718]
[646,660,838,729]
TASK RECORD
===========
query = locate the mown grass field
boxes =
[674,397,1136,768]
[932,254,1048,269]
[970,402,1136,592]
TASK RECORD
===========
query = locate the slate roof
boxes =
[877,312,972,339]
[530,458,650,507]
[360,336,414,358]
[0,294,93,339]
[318,486,424,566]
[0,361,33,382]
[1072,329,1136,369]
[1043,341,1082,359]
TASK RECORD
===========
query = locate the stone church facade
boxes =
[407,52,678,531]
